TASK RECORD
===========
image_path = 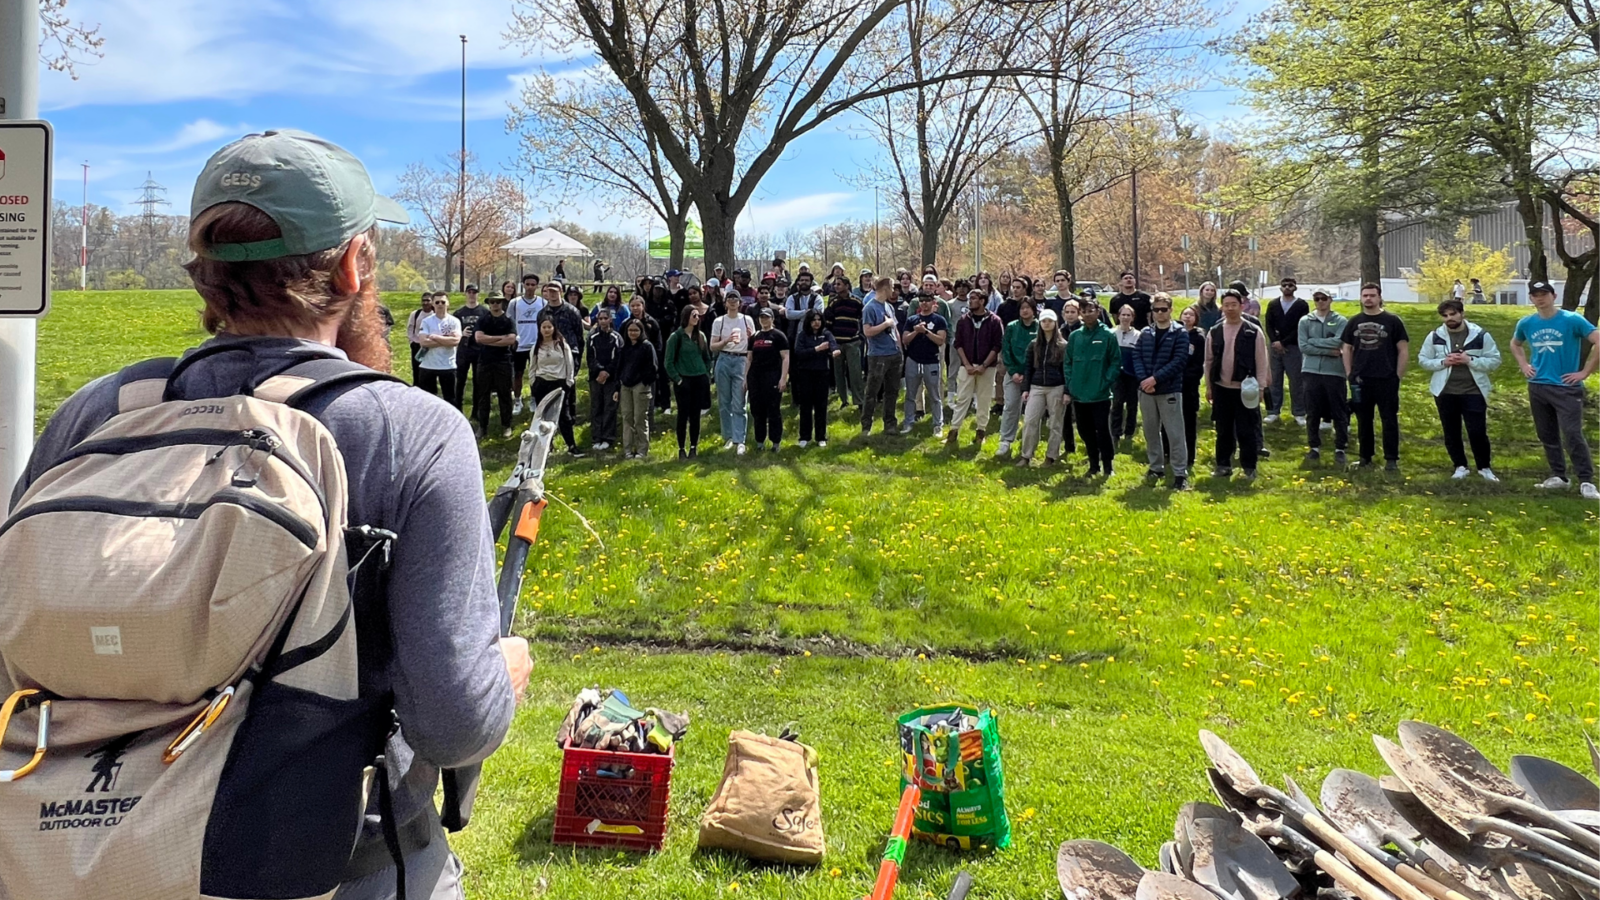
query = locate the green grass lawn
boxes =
[32,290,1600,899]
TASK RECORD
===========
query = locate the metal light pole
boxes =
[1128,76,1140,287]
[0,0,40,497]
[973,178,982,274]
[458,34,467,292]
[874,187,880,274]
[81,163,89,291]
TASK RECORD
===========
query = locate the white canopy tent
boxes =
[501,228,592,257]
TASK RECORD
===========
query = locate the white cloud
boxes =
[40,0,558,110]
[737,193,858,233]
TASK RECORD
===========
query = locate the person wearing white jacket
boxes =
[1417,298,1501,481]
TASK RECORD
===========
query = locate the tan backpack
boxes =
[0,351,399,900]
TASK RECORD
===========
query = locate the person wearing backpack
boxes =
[1,129,530,900]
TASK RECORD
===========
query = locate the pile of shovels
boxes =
[1059,722,1599,900]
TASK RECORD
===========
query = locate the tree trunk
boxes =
[1562,254,1598,321]
[700,209,736,277]
[1060,198,1077,275]
[665,207,688,272]
[1514,190,1549,284]
[442,248,455,291]
[1358,207,1381,287]
[920,203,947,268]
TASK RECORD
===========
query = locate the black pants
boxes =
[532,377,577,449]
[654,364,673,412]
[750,376,784,445]
[1111,372,1139,439]
[589,376,619,444]
[1303,372,1349,452]
[1352,377,1400,463]
[416,368,457,407]
[673,374,710,450]
[793,369,831,441]
[1182,381,1200,470]
[1063,399,1077,454]
[1213,385,1260,470]
[1435,392,1491,470]
[409,342,422,383]
[1075,399,1115,471]
[473,361,513,432]
[452,354,475,410]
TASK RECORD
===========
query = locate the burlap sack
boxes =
[697,730,824,865]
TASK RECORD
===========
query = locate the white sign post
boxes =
[1,0,43,499]
[0,121,53,316]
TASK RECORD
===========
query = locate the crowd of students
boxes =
[400,263,1600,496]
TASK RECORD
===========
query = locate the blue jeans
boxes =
[715,352,748,444]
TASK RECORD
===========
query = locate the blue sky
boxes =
[39,0,1265,239]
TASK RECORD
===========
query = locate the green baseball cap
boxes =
[190,128,409,262]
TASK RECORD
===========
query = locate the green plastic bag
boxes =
[897,705,1011,850]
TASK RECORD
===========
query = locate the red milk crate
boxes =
[551,741,675,852]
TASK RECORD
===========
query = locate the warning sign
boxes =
[0,121,53,316]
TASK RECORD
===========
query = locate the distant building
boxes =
[1380,201,1593,305]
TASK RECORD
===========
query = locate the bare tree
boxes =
[507,0,1058,272]
[393,152,522,290]
[507,71,695,268]
[1015,0,1212,273]
[39,0,104,79]
[864,0,1024,265]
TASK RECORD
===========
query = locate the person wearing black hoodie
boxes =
[616,318,659,459]
[1178,305,1207,472]
[587,310,624,451]
[792,309,840,447]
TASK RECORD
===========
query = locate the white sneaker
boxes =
[798,440,809,448]
[819,440,828,448]
[1264,414,1280,424]
[1320,421,1334,431]
[1583,483,1600,501]
[512,397,523,415]
[1294,416,1307,426]
[933,426,944,439]
[594,442,610,451]
[1452,466,1470,480]
[736,443,747,455]
[502,428,516,439]
[1536,476,1571,489]
[1479,468,1498,482]
[995,443,1011,458]
[724,441,735,450]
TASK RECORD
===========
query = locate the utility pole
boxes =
[1128,75,1140,288]
[459,34,468,292]
[973,178,982,274]
[1181,234,1190,297]
[81,163,89,291]
[0,0,41,496]
[874,187,880,274]
[133,172,169,273]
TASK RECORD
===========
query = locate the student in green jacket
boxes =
[1064,299,1122,477]
[997,298,1040,458]
[665,305,713,457]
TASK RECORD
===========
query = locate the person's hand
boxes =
[1562,371,1587,385]
[597,371,609,384]
[1012,373,1024,384]
[832,350,842,358]
[1022,391,1030,404]
[779,376,788,392]
[612,391,620,403]
[1519,361,1537,379]
[499,637,532,703]
[1272,341,1284,352]
[1140,377,1156,393]
[1206,390,1214,404]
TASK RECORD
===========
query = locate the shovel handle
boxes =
[1387,835,1487,900]
[1494,795,1600,852]
[1392,858,1478,900]
[1476,816,1600,877]
[1300,812,1435,900]
[1312,849,1400,900]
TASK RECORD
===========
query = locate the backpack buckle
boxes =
[163,687,234,765]
[0,689,51,782]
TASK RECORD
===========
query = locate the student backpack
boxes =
[0,347,403,900]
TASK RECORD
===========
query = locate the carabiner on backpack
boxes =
[0,689,52,782]
[163,686,234,764]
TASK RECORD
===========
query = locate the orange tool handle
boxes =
[867,784,921,900]
[513,499,547,544]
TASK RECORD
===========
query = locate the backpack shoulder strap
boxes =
[255,359,404,409]
[115,358,181,414]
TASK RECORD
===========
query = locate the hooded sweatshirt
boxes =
[1064,321,1121,403]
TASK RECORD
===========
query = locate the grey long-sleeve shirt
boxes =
[9,335,514,843]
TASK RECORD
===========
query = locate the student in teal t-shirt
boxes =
[1510,281,1599,497]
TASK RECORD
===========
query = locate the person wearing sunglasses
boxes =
[1134,294,1190,489]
